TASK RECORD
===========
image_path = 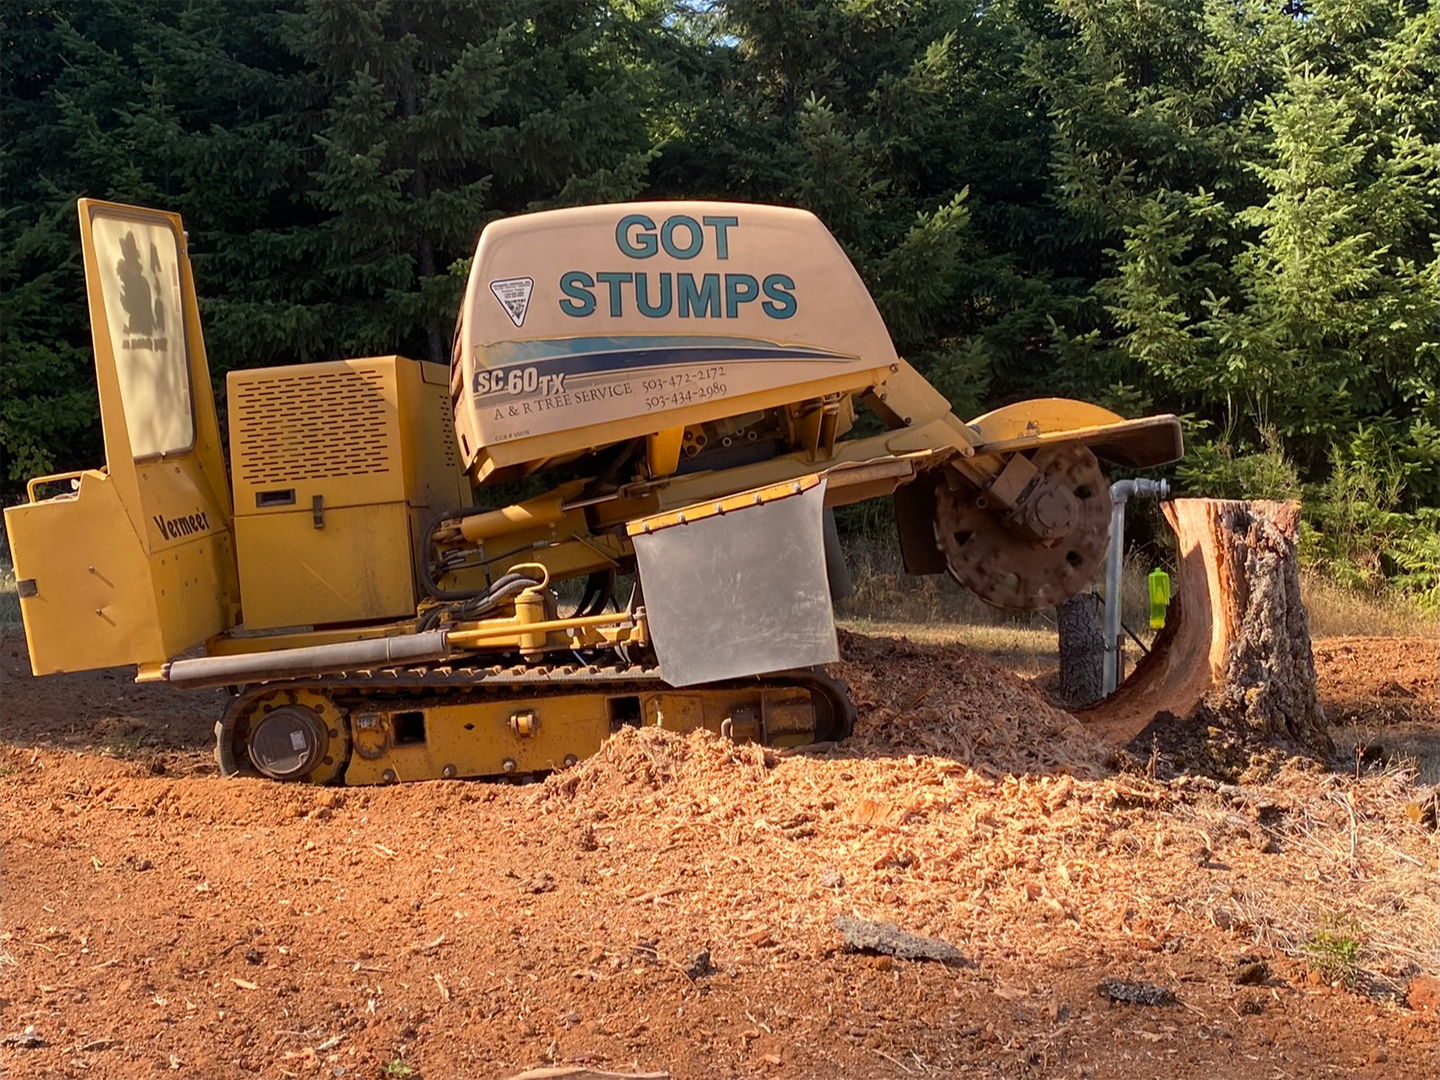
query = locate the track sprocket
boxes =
[935,444,1112,610]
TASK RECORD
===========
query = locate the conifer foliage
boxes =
[2,0,1434,592]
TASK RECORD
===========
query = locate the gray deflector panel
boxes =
[632,481,838,687]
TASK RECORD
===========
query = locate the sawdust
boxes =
[836,629,1112,776]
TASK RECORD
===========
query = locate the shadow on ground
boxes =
[1,636,220,766]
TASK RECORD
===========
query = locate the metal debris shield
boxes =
[631,479,838,687]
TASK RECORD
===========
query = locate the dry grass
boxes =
[0,541,20,641]
[837,536,1433,643]
[838,537,1157,627]
[836,537,1163,684]
[836,619,1058,676]
[1383,731,1440,788]
[1300,569,1439,638]
[1198,764,1440,996]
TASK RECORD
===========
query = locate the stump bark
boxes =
[1081,499,1329,777]
[1057,592,1105,709]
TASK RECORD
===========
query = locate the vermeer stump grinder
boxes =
[6,200,1182,784]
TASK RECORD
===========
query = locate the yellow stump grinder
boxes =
[6,200,1182,784]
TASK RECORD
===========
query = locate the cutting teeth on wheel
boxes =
[934,444,1113,610]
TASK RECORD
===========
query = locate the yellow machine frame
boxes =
[5,198,1183,787]
[6,201,237,674]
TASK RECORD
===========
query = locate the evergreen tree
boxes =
[657,0,1081,417]
[278,0,687,364]
[1,1,97,482]
[0,0,690,485]
[1080,0,1437,505]
[2,0,1433,596]
[1,0,308,482]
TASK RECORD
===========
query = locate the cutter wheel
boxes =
[935,443,1113,610]
[216,663,856,785]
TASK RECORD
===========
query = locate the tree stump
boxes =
[1057,592,1105,709]
[1081,499,1329,778]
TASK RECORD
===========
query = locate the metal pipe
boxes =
[162,631,450,688]
[1103,478,1169,694]
[446,610,635,647]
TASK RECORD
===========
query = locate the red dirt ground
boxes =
[1,632,1436,1080]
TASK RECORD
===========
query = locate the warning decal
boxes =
[489,277,534,328]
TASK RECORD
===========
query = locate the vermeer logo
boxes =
[153,510,211,540]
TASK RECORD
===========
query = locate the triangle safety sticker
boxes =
[489,277,534,328]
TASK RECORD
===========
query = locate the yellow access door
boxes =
[4,200,239,674]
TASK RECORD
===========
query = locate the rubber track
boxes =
[215,661,855,778]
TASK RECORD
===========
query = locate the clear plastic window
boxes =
[90,211,194,458]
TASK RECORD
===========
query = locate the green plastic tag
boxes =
[1148,568,1171,629]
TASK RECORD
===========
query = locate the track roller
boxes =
[219,689,350,784]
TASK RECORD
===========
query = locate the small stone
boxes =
[2,1025,46,1049]
[577,824,598,851]
[1209,907,1237,930]
[244,947,263,965]
[819,869,845,889]
[1368,1047,1388,1065]
[1096,978,1176,1007]
[833,916,969,966]
[1234,960,1269,986]
[1406,974,1439,1014]
[685,950,712,979]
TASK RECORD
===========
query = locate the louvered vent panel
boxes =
[233,370,393,484]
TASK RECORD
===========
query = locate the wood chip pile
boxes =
[831,630,1111,776]
[532,633,1437,996]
